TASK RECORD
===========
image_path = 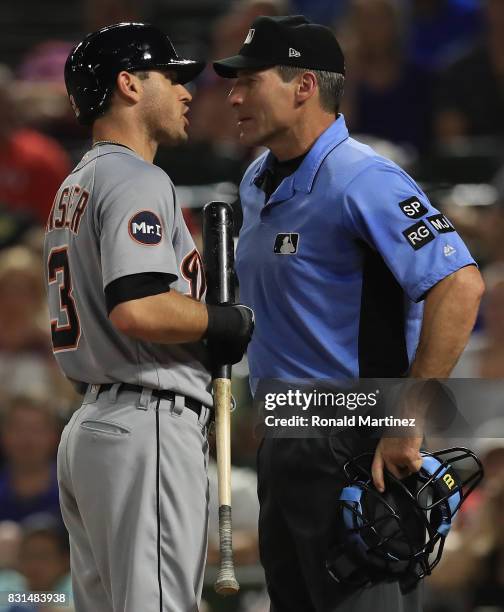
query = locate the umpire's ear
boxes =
[295,71,318,106]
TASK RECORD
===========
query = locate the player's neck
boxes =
[92,120,158,163]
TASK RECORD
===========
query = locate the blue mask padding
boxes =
[341,486,364,504]
[420,454,461,535]
[421,455,444,477]
[340,485,369,552]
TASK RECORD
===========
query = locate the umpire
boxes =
[213,15,484,612]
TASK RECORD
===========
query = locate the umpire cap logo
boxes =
[274,233,299,255]
[244,28,255,44]
[128,210,163,245]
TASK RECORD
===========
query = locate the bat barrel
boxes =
[202,201,235,379]
[202,201,235,307]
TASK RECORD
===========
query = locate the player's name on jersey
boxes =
[264,414,417,428]
[46,184,90,235]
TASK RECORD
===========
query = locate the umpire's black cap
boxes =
[213,15,345,78]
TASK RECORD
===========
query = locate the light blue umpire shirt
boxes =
[235,115,476,392]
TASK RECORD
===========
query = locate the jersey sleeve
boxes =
[95,162,180,289]
[341,160,476,302]
[104,272,175,314]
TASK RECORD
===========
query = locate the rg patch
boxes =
[273,233,299,254]
[402,221,435,251]
[427,214,455,234]
[128,210,163,245]
[398,196,428,220]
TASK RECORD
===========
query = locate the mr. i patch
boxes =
[128,210,163,245]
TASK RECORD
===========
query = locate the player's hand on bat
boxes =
[206,303,255,365]
[371,435,423,493]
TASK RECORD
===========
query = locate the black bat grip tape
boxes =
[218,504,234,566]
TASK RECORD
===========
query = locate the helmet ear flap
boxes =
[64,55,113,125]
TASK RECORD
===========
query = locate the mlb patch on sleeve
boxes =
[128,210,163,245]
[402,221,435,251]
[398,196,428,219]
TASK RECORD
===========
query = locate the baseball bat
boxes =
[202,201,240,596]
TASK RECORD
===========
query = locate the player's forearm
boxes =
[109,290,208,343]
[409,265,484,378]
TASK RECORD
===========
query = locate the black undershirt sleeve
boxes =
[105,272,177,315]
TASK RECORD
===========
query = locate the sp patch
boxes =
[403,221,435,251]
[398,196,428,220]
[128,210,163,245]
[427,214,455,234]
[274,233,299,255]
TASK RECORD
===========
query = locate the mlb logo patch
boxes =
[128,210,163,245]
[274,233,299,254]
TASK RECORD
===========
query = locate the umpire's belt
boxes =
[85,383,208,420]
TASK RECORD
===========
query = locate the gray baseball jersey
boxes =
[45,143,213,612]
[44,142,212,406]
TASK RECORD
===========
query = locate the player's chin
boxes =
[160,127,188,146]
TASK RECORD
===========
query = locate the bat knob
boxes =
[214,575,240,595]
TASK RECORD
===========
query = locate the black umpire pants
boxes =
[257,433,423,612]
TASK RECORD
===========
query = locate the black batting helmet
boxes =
[64,22,205,125]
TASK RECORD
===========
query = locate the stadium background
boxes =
[0,0,503,610]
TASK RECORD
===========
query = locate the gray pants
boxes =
[58,385,210,612]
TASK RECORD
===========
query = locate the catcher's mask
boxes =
[326,447,483,593]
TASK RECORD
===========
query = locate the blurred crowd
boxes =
[1,0,504,610]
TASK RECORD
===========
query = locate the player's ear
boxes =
[295,71,317,105]
[115,71,143,105]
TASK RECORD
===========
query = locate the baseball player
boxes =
[44,23,253,612]
[213,15,484,612]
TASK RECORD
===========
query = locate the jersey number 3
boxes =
[47,247,81,352]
